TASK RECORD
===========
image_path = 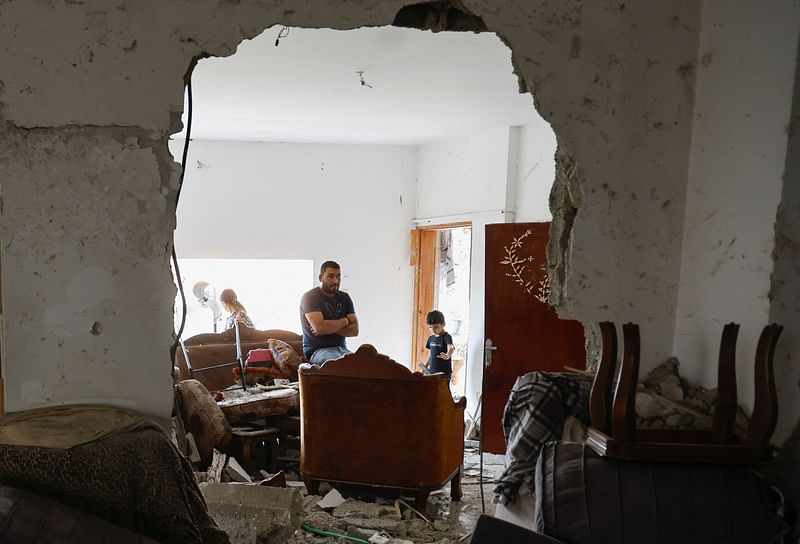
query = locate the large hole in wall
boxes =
[167,4,578,434]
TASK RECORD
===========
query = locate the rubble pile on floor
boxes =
[195,446,503,544]
[635,357,751,430]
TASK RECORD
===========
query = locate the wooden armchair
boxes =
[586,321,782,464]
[298,345,465,511]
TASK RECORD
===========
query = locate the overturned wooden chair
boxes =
[586,321,782,464]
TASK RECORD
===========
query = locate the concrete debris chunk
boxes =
[200,482,303,544]
[317,487,346,509]
[659,379,685,402]
[343,516,402,532]
[302,494,320,511]
[224,456,252,483]
[208,449,226,483]
[184,432,202,463]
[433,519,449,531]
[333,498,395,519]
[643,357,681,385]
[635,391,675,419]
[347,527,377,540]
[665,413,695,428]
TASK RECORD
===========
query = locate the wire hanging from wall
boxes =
[275,25,290,47]
[170,79,193,365]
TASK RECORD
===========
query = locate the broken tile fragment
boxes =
[224,456,252,483]
[317,487,346,509]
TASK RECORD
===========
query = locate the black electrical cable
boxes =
[175,79,193,208]
[170,79,193,364]
[479,363,486,513]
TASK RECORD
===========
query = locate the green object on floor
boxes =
[300,523,371,543]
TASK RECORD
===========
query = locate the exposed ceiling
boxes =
[178,25,543,145]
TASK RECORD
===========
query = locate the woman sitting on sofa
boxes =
[220,288,255,330]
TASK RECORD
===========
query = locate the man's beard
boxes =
[321,283,338,294]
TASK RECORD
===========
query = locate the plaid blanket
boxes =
[493,371,593,504]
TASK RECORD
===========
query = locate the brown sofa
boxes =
[175,328,304,392]
[298,344,466,510]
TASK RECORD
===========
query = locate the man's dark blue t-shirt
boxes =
[299,287,355,359]
[426,332,454,376]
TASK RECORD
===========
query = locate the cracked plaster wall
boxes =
[0,0,796,437]
[0,125,178,414]
[673,1,800,441]
[770,34,800,444]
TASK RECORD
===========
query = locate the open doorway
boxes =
[411,224,472,396]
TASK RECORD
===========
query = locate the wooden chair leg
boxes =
[303,476,320,495]
[746,324,783,446]
[266,437,279,473]
[712,323,739,443]
[239,439,253,472]
[611,323,639,442]
[415,489,430,512]
[450,465,463,502]
[589,322,617,433]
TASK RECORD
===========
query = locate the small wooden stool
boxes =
[231,426,280,473]
[265,414,301,462]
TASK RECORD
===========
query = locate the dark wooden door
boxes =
[482,222,586,454]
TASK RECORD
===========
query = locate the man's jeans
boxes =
[308,346,351,366]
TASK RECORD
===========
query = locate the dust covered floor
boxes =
[285,446,504,544]
[212,445,506,544]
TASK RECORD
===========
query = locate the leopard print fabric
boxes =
[0,427,230,544]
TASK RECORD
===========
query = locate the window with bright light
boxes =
[173,258,313,339]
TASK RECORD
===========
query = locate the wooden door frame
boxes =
[410,222,471,372]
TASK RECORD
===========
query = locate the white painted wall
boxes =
[416,127,512,412]
[416,127,512,219]
[169,139,418,364]
[673,1,799,422]
[513,120,557,222]
[1,130,177,417]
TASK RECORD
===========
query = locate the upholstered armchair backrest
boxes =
[299,344,465,489]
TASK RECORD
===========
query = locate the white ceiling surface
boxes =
[180,26,543,145]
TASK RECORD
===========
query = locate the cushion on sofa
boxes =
[178,379,232,464]
[269,339,302,380]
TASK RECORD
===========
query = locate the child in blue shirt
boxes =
[424,310,455,381]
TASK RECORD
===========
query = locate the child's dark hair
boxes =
[426,310,445,325]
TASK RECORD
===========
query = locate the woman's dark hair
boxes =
[220,288,246,313]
